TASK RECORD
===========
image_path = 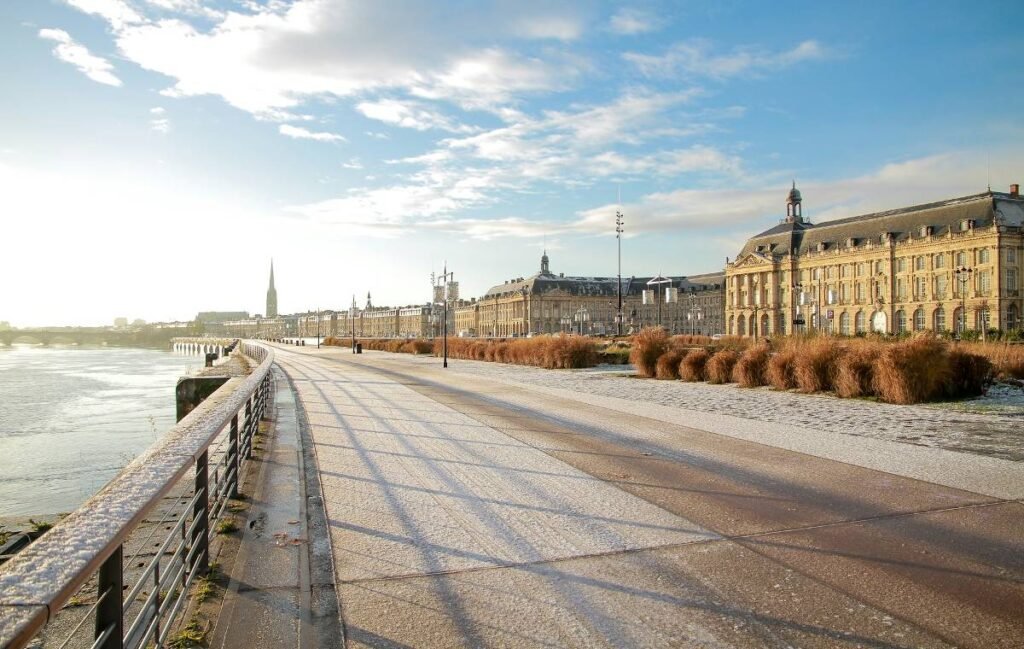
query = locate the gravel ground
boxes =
[402,357,1024,462]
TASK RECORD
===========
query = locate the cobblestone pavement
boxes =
[410,358,1024,461]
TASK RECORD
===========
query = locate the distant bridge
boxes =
[0,327,193,347]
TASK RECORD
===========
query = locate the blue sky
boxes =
[1,0,1022,326]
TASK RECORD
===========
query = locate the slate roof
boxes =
[483,268,724,299]
[738,191,1023,259]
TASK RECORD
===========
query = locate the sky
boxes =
[1,0,1022,327]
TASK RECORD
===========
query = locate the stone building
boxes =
[725,183,1024,337]
[476,251,724,337]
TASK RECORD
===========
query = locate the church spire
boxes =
[266,259,278,318]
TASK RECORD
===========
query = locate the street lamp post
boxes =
[350,295,358,353]
[434,264,454,368]
[646,275,671,329]
[615,210,624,337]
[316,308,321,349]
[955,266,973,339]
[792,282,804,335]
[574,306,590,335]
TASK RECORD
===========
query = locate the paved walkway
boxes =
[268,344,1024,648]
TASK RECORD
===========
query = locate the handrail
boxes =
[0,341,273,649]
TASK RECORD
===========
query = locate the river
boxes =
[0,345,202,517]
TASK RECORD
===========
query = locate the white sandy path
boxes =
[276,354,716,583]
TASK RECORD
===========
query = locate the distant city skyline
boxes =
[1,1,1022,327]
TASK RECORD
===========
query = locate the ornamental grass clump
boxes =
[733,344,771,388]
[630,327,669,378]
[655,349,686,380]
[872,336,951,404]
[766,349,798,390]
[679,348,710,382]
[792,338,842,393]
[706,349,739,384]
[944,348,992,399]
[834,344,880,398]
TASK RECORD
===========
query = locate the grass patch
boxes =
[28,519,52,534]
[167,619,207,649]
[215,519,238,535]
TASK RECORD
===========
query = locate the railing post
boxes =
[95,545,123,649]
[229,414,240,498]
[244,399,254,459]
[193,451,209,575]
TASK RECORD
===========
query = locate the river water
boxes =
[0,346,202,517]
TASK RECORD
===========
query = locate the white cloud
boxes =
[63,0,145,29]
[70,1,577,118]
[624,39,828,79]
[149,106,165,114]
[341,158,363,170]
[150,117,170,133]
[609,8,658,35]
[576,151,1016,238]
[278,124,346,142]
[355,99,475,133]
[39,28,123,87]
[512,15,584,41]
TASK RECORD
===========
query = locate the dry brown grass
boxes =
[630,327,669,378]
[679,349,709,382]
[668,334,714,346]
[964,341,1024,380]
[706,349,739,384]
[766,349,797,390]
[733,344,770,388]
[872,337,951,404]
[655,349,685,380]
[792,338,842,393]
[834,345,880,398]
[437,335,598,369]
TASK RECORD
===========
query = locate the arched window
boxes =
[760,313,770,336]
[748,314,756,336]
[840,312,851,335]
[777,312,786,336]
[737,316,746,336]
[1007,304,1019,331]
[953,307,964,333]
[895,309,907,333]
[976,308,990,332]
[913,308,925,331]
[934,307,946,331]
[855,311,866,334]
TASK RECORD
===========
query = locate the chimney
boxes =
[1011,183,1020,198]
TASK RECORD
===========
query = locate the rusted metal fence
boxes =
[0,341,273,649]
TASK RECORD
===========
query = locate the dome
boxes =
[787,181,802,203]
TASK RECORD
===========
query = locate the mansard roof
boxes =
[483,271,724,299]
[738,191,1022,260]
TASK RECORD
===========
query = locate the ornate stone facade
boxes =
[475,253,724,337]
[725,184,1024,337]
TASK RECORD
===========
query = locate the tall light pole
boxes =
[435,263,454,368]
[615,210,624,337]
[955,266,973,338]
[647,275,671,329]
[316,307,321,349]
[350,295,357,353]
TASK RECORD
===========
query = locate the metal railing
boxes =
[0,341,273,649]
